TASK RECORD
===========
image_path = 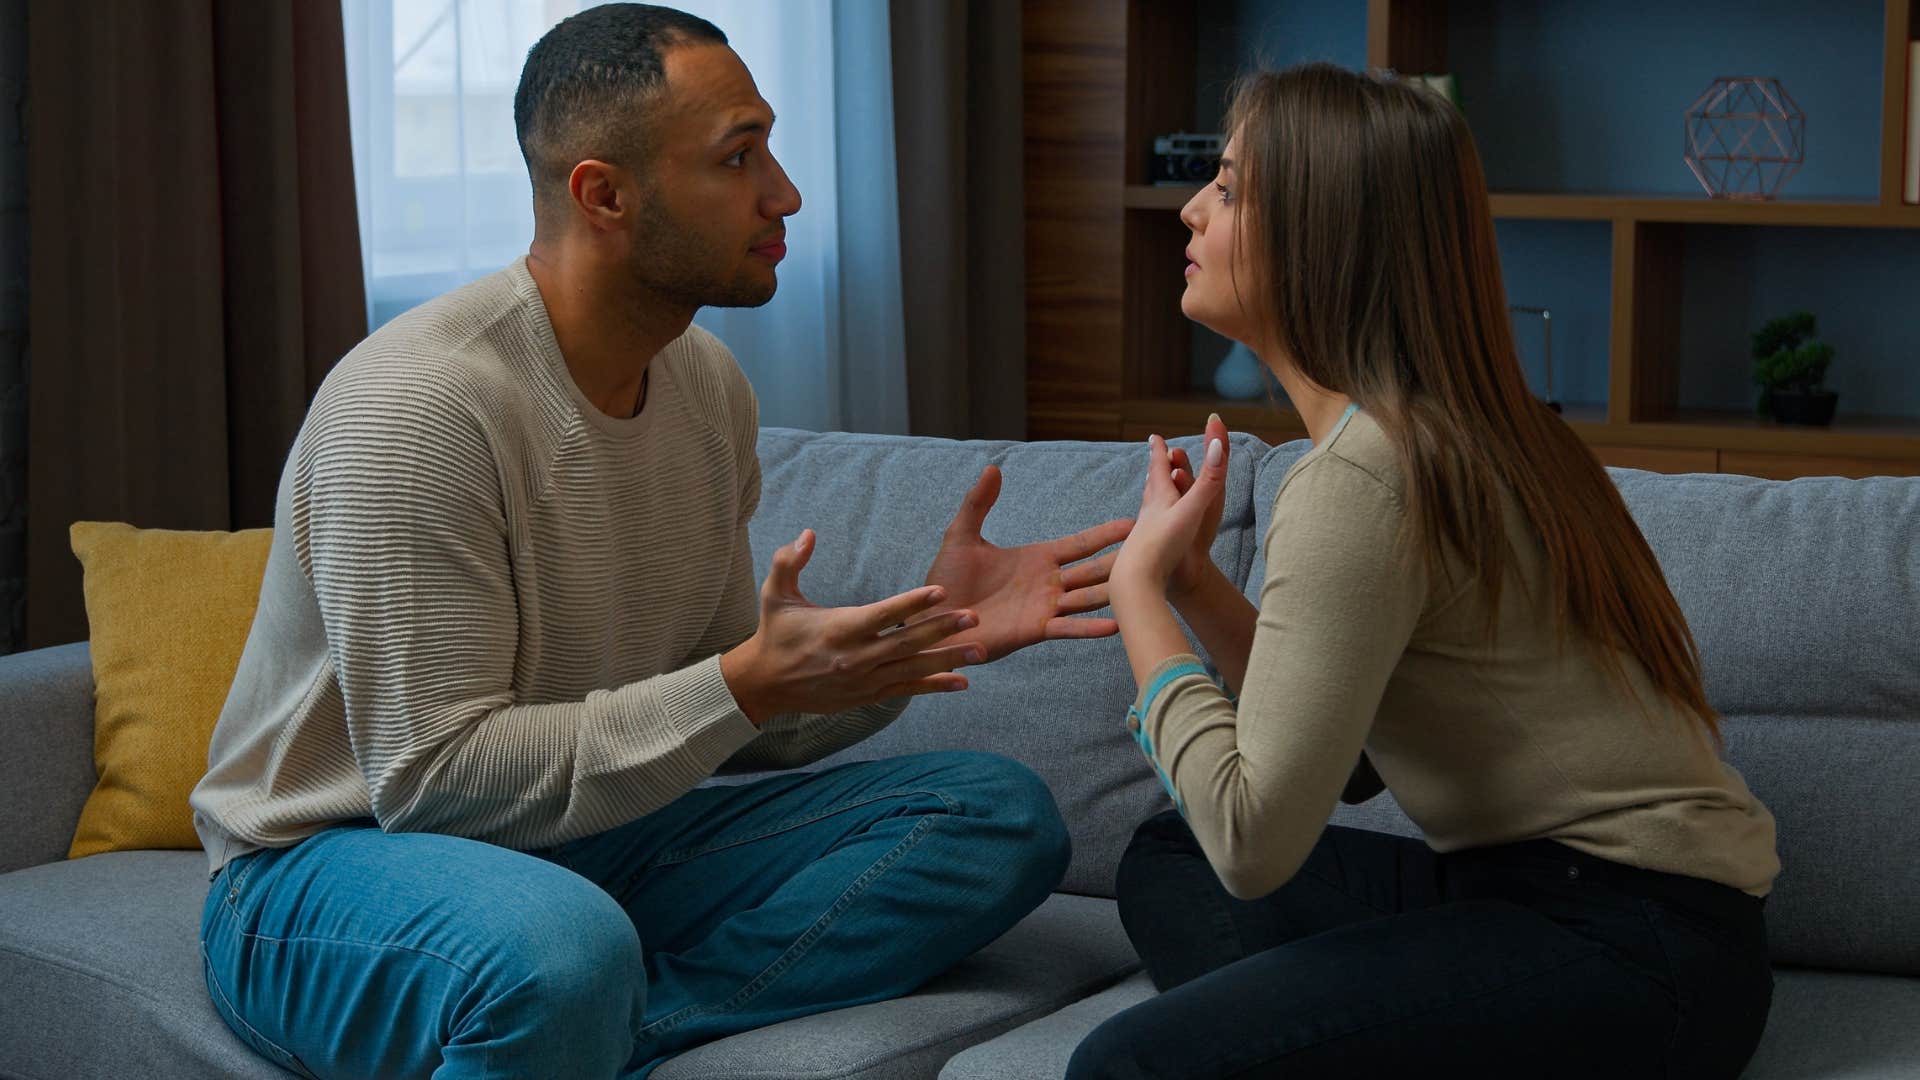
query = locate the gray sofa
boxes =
[3,426,1917,1080]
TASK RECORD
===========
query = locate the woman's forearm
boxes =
[1169,565,1259,695]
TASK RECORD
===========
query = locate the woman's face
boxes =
[1179,137,1250,343]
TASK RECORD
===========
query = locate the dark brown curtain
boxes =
[25,0,365,648]
[889,0,1026,441]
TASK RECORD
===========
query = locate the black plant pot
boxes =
[1769,387,1839,426]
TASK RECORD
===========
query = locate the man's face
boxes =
[627,43,801,311]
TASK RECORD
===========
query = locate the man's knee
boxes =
[927,751,1073,891]
[480,871,645,1021]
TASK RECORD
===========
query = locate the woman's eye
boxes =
[1215,183,1231,203]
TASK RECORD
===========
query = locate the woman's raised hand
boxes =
[1112,413,1232,600]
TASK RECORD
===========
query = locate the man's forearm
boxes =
[1169,565,1259,696]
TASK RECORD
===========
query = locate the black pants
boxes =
[1066,811,1773,1079]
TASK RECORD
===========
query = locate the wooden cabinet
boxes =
[1023,0,1920,481]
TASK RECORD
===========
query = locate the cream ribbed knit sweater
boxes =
[191,258,903,875]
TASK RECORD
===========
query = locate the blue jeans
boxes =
[200,750,1070,1079]
[1066,811,1772,1079]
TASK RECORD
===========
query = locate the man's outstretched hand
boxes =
[919,465,1133,663]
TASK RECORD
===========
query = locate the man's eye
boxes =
[725,149,747,167]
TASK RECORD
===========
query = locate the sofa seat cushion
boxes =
[938,968,1920,1080]
[0,847,1138,1080]
[655,892,1138,1080]
[0,850,291,1079]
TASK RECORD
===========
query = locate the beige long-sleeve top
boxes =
[1129,408,1779,900]
[191,257,904,875]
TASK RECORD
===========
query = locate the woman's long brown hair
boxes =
[1225,63,1718,740]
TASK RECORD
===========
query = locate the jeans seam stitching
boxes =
[200,940,320,1079]
[221,926,480,978]
[635,812,942,1042]
[649,787,960,868]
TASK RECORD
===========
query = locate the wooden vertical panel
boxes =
[1369,0,1449,74]
[1123,207,1195,399]
[1610,220,1682,423]
[1881,0,1915,205]
[1632,223,1683,422]
[1121,2,1198,402]
[1123,1,1197,187]
[1024,0,1127,425]
[1606,220,1637,425]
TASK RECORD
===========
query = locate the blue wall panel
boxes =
[1446,0,1884,198]
[1677,226,1920,416]
[1495,220,1613,409]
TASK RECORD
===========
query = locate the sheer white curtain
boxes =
[340,0,908,433]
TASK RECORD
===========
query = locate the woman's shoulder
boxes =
[1279,408,1407,510]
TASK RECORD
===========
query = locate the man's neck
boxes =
[525,240,691,419]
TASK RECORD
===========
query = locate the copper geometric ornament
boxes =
[1683,77,1805,200]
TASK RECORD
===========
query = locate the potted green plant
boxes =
[1752,310,1838,426]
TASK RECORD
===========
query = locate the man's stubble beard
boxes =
[629,198,777,312]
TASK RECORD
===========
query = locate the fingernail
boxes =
[929,587,946,602]
[793,534,806,552]
[965,647,985,663]
[956,614,977,629]
[1209,412,1222,426]
[1206,438,1223,466]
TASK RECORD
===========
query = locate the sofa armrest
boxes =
[0,642,97,873]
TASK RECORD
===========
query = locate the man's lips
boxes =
[751,236,787,262]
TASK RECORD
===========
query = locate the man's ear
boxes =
[567,159,628,232]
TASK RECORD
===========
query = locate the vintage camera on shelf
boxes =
[1151,132,1225,186]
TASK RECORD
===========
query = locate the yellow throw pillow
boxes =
[67,522,273,859]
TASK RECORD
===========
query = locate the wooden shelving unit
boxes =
[1024,0,1920,478]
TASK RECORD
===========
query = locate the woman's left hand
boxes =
[1112,430,1228,601]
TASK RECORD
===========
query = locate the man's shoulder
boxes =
[315,273,535,431]
[665,322,756,434]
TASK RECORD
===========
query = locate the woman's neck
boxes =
[1262,352,1352,445]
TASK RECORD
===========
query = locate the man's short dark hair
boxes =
[514,4,727,209]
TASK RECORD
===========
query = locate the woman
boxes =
[1071,64,1778,1079]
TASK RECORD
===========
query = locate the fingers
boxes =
[1145,434,1175,498]
[858,583,950,635]
[878,606,980,657]
[1044,615,1119,640]
[761,529,815,604]
[873,643,982,686]
[876,672,971,698]
[944,464,1003,542]
[1056,583,1109,616]
[1060,549,1118,591]
[1203,413,1230,478]
[1047,516,1133,563]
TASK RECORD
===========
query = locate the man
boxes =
[189,5,1131,1077]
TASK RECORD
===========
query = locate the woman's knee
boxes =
[1065,1012,1155,1080]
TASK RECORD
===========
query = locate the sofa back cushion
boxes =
[746,428,1267,897]
[1248,451,1920,975]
